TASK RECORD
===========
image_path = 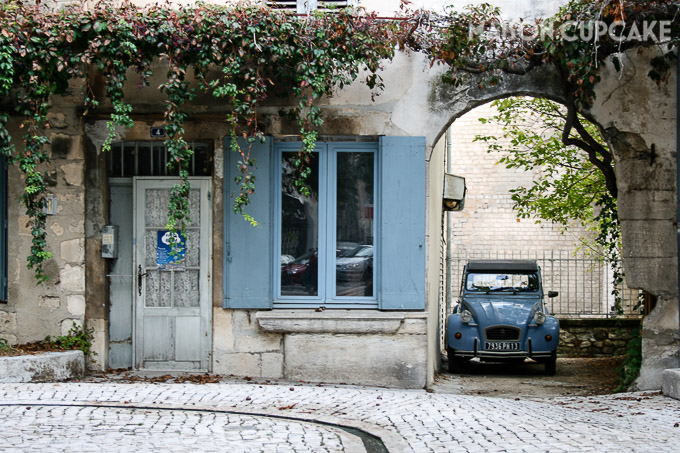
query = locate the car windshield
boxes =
[292,250,316,265]
[345,245,373,258]
[465,272,539,292]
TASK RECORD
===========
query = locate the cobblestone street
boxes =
[2,382,680,452]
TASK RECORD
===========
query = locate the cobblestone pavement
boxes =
[2,383,680,452]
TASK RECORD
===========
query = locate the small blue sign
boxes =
[157,230,186,270]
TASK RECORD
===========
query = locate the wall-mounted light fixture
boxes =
[443,173,466,211]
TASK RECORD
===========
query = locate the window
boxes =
[223,136,426,311]
[276,142,376,307]
[108,141,212,177]
[0,154,7,303]
[265,0,356,14]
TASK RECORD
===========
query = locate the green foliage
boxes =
[43,322,96,356]
[0,1,397,280]
[0,337,14,354]
[615,327,642,392]
[477,97,626,314]
[476,97,607,228]
[425,0,679,109]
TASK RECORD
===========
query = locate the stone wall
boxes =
[212,309,428,388]
[558,318,640,358]
[0,84,87,347]
[590,49,679,389]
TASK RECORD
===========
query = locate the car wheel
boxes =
[544,351,557,376]
[447,348,466,374]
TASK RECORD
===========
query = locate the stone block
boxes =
[622,257,678,294]
[663,369,680,400]
[61,163,84,186]
[40,296,61,311]
[397,318,427,335]
[88,318,107,371]
[234,332,282,353]
[212,309,235,350]
[638,328,680,390]
[50,222,65,236]
[0,350,85,383]
[47,112,69,129]
[61,318,82,336]
[60,264,85,292]
[617,190,676,221]
[621,220,676,259]
[284,333,427,388]
[61,238,85,264]
[212,352,260,377]
[0,311,17,332]
[66,295,86,316]
[260,352,284,379]
[17,215,31,236]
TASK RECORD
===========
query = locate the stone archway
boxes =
[301,46,677,389]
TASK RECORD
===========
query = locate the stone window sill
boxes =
[255,310,426,334]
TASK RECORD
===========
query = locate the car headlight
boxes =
[534,311,546,325]
[460,310,473,324]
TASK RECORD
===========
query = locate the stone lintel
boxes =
[256,310,425,334]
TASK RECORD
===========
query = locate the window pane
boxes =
[336,152,374,297]
[280,152,319,296]
[137,143,152,176]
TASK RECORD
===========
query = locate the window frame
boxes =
[265,0,356,14]
[273,141,379,309]
[0,154,7,303]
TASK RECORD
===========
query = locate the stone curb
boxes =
[0,351,85,383]
[0,399,406,452]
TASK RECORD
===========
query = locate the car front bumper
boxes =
[450,335,555,359]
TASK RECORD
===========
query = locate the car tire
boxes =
[544,351,557,376]
[447,348,466,374]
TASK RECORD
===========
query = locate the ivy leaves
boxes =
[0,2,396,280]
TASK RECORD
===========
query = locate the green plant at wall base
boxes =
[615,327,642,392]
[43,322,96,356]
[0,337,15,354]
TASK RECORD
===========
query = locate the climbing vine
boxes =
[0,1,678,282]
[0,1,396,280]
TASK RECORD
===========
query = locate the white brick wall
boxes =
[448,102,592,254]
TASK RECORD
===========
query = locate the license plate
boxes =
[485,342,520,351]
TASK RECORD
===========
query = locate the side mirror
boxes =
[548,291,559,298]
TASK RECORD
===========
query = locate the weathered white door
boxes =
[133,178,211,371]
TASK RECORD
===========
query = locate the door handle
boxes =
[137,265,148,296]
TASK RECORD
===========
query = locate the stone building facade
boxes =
[0,0,677,389]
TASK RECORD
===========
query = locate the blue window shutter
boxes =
[379,136,426,310]
[223,137,273,309]
[0,155,7,302]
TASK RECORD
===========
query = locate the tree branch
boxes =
[561,100,618,198]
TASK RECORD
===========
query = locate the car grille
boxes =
[485,326,521,341]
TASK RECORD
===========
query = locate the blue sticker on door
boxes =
[157,230,186,270]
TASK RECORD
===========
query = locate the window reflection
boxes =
[280,152,319,296]
[336,152,374,297]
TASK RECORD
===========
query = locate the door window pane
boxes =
[280,152,319,296]
[336,152,374,297]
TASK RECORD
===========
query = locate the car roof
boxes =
[466,260,538,272]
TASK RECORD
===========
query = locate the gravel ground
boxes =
[432,356,624,398]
